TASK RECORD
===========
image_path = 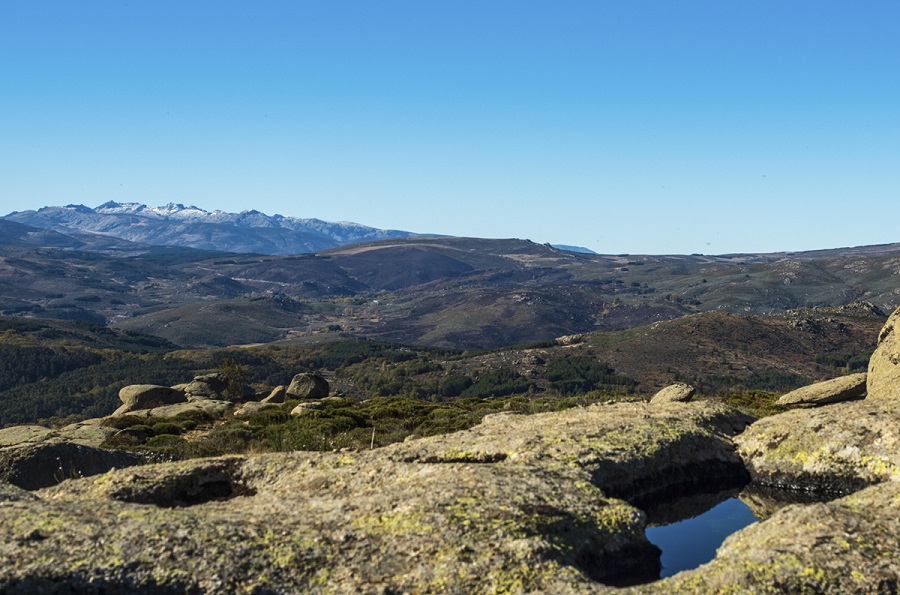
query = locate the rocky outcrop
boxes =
[775,372,867,406]
[114,384,186,416]
[735,397,900,494]
[867,306,900,400]
[0,401,753,592]
[286,372,329,399]
[0,420,118,450]
[0,442,144,490]
[121,400,231,420]
[649,383,695,404]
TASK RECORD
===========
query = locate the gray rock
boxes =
[0,442,144,490]
[184,373,228,400]
[116,384,185,415]
[286,372,329,399]
[121,400,231,420]
[776,372,867,406]
[55,421,119,448]
[867,305,900,400]
[290,401,324,416]
[0,422,117,450]
[395,401,752,505]
[735,397,900,494]
[261,385,287,404]
[649,382,695,404]
[233,402,279,417]
[0,425,55,447]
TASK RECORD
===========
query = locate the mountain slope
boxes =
[4,202,418,255]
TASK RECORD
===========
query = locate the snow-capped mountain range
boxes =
[3,202,419,255]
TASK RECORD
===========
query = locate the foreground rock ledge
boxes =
[735,397,900,494]
[0,402,752,593]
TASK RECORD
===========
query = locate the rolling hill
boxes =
[0,212,898,349]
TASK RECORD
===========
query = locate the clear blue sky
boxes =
[2,1,898,255]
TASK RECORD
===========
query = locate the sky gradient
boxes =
[2,1,898,255]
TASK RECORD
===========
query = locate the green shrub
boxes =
[178,419,198,432]
[247,408,291,426]
[122,424,152,435]
[144,434,187,448]
[716,391,787,418]
[150,422,183,436]
[100,433,144,449]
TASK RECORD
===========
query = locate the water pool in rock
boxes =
[645,495,758,578]
[609,485,837,585]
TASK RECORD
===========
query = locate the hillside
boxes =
[1,216,898,348]
[0,302,883,427]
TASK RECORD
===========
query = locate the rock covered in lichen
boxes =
[395,401,753,505]
[114,384,186,416]
[649,383,696,404]
[0,451,640,592]
[868,305,900,400]
[735,398,900,494]
[0,401,754,593]
[775,372,867,406]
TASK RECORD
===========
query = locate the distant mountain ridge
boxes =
[3,202,419,255]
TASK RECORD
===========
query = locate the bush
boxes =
[150,422,183,436]
[144,434,187,448]
[178,419,198,432]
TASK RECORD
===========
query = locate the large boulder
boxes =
[735,398,900,494]
[775,372,867,406]
[115,384,185,415]
[0,442,144,490]
[867,306,900,399]
[286,372,329,399]
[184,373,229,400]
[649,383,695,404]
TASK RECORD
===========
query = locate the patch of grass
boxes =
[708,390,788,418]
